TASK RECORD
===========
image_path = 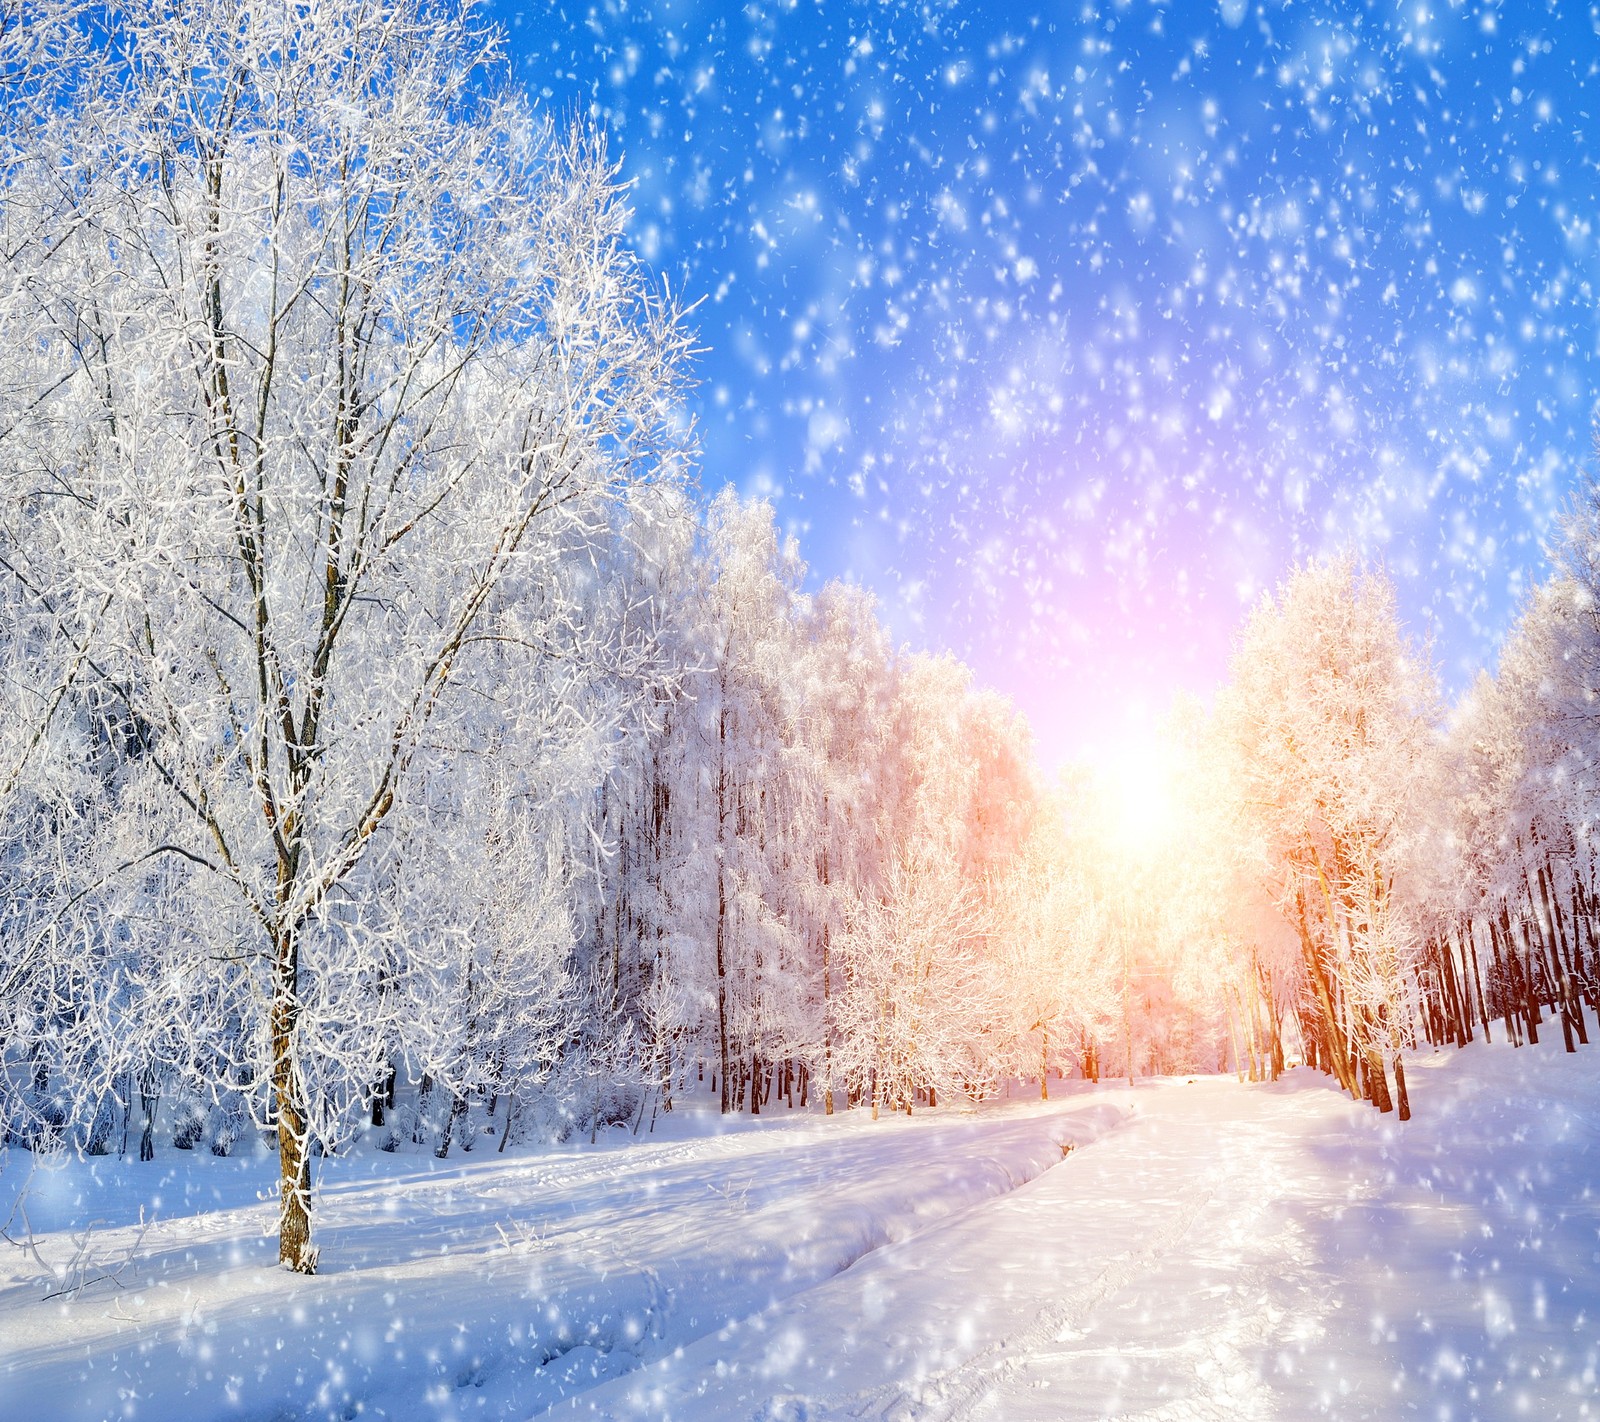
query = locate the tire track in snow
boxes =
[532,1102,1132,1420]
[835,1102,1319,1422]
[844,1155,1232,1422]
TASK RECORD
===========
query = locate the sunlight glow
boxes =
[1093,741,1181,859]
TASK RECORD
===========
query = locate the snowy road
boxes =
[574,1045,1600,1421]
[3,1040,1599,1420]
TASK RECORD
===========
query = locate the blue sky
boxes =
[500,0,1600,764]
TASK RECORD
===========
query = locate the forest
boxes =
[3,0,1600,1289]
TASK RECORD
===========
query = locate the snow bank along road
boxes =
[2,1039,1597,1420]
[0,1097,1120,1420]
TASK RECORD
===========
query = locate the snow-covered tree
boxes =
[0,0,689,1269]
[1217,556,1439,1117]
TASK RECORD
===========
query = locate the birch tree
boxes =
[0,0,688,1270]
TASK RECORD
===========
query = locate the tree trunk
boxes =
[1489,916,1520,1045]
[438,1090,467,1156]
[1519,932,1541,1042]
[1245,975,1262,1082]
[371,1058,395,1127]
[820,836,834,1118]
[1298,1011,1318,1073]
[1504,907,1542,1036]
[1365,1047,1393,1113]
[1358,1007,1393,1113]
[1445,929,1471,1044]
[1566,973,1589,1048]
[1435,937,1460,1045]
[413,1072,435,1143]
[271,928,316,1273]
[1467,923,1490,1044]
[137,1067,160,1163]
[715,704,731,1116]
[1547,874,1588,1045]
[1295,897,1357,1098]
[1369,1049,1395,1113]
[1225,993,1245,1082]
[1568,883,1595,1031]
[1266,983,1286,1079]
[1523,867,1560,1006]
[1541,863,1573,977]
[1573,878,1599,1011]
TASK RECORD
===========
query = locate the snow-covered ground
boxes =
[3,1039,1597,1421]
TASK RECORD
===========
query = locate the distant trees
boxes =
[995,794,1115,1095]
[1425,503,1600,1061]
[829,657,1035,1115]
[584,500,1043,1126]
[1132,517,1600,1115]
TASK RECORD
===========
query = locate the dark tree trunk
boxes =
[715,704,731,1116]
[413,1073,434,1144]
[371,1058,395,1127]
[1547,873,1588,1045]
[1573,878,1599,1010]
[437,1090,466,1157]
[271,926,317,1274]
[820,835,835,1118]
[137,1067,160,1163]
[1295,892,1357,1098]
[1489,916,1520,1045]
[1467,923,1491,1043]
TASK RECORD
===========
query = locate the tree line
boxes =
[1136,538,1600,1125]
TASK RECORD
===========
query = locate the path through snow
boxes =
[571,1042,1600,1421]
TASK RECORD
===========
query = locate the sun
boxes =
[1092,740,1181,859]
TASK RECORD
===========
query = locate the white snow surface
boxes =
[3,1040,1598,1421]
